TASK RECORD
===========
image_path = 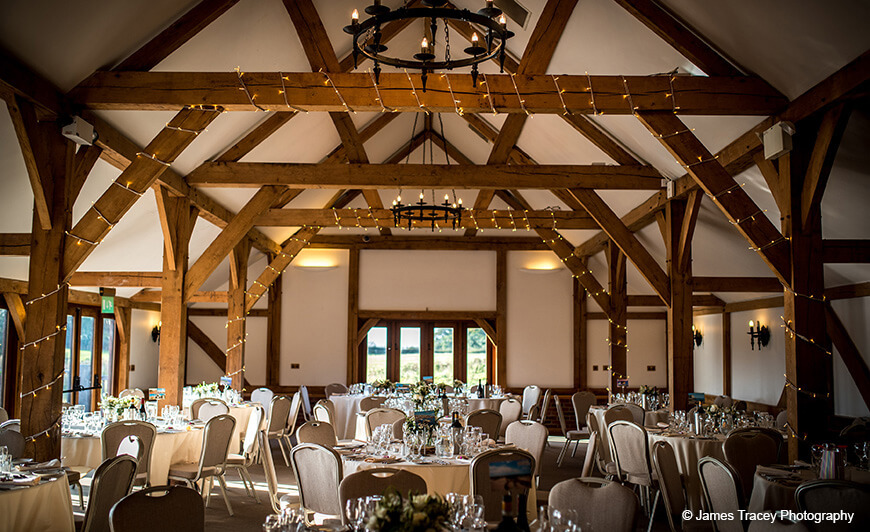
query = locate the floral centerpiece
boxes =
[453,380,465,396]
[194,381,221,398]
[372,379,396,395]
[703,403,737,433]
[100,394,139,420]
[408,381,441,412]
[367,490,450,532]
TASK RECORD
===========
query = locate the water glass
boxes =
[0,446,10,473]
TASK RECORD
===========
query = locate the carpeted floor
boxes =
[76,436,674,531]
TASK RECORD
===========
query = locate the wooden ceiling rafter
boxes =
[799,103,851,229]
[284,0,391,236]
[467,0,580,235]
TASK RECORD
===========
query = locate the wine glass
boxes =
[811,444,825,473]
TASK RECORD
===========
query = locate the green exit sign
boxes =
[101,295,114,314]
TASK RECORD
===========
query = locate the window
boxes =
[361,320,492,385]
[0,308,8,408]
[101,318,115,396]
[63,307,118,410]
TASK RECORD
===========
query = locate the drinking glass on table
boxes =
[0,446,10,473]
[466,497,486,531]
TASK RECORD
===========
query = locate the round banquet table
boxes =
[747,465,870,513]
[330,395,384,440]
[647,431,726,512]
[62,427,204,485]
[0,476,75,532]
[467,397,507,413]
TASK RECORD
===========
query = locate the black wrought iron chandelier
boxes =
[343,0,514,91]
[391,113,464,230]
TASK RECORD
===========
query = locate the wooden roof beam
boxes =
[693,276,783,292]
[0,233,31,256]
[69,271,163,287]
[307,235,549,250]
[822,240,870,263]
[800,103,851,229]
[188,162,663,189]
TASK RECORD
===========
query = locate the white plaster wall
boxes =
[186,316,268,386]
[506,251,573,388]
[128,309,160,391]
[587,320,610,389]
[730,307,786,406]
[280,249,349,386]
[359,250,496,311]
[693,313,724,396]
[586,318,666,389]
[829,298,870,418]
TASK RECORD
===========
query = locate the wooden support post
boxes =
[20,126,73,460]
[266,259,282,388]
[227,238,251,391]
[157,190,197,408]
[607,242,627,396]
[347,248,360,384]
[495,250,507,386]
[574,275,588,390]
[667,198,694,412]
[722,312,731,396]
[114,306,132,392]
[783,126,835,460]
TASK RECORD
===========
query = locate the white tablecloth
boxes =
[0,476,74,532]
[747,465,870,513]
[227,404,257,453]
[62,427,204,485]
[331,395,374,440]
[648,432,726,511]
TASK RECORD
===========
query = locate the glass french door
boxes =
[363,320,492,385]
[64,307,117,410]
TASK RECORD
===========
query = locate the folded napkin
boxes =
[23,459,61,470]
[0,473,40,487]
[364,457,402,464]
[757,465,801,480]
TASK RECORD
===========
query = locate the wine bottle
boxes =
[451,411,463,455]
[495,494,520,532]
[516,493,530,532]
[139,397,147,421]
[477,379,484,398]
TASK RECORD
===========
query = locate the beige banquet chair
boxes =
[79,454,138,532]
[364,408,406,440]
[299,385,313,421]
[608,420,659,532]
[652,440,707,532]
[258,429,299,513]
[167,414,237,516]
[465,409,502,441]
[536,389,552,424]
[226,404,264,502]
[290,443,344,526]
[586,410,617,479]
[358,396,385,412]
[118,388,145,400]
[339,468,427,525]
[571,391,597,432]
[189,398,211,420]
[498,397,523,438]
[548,477,638,532]
[313,399,336,426]
[470,448,536,523]
[521,385,542,416]
[296,420,338,448]
[266,395,292,466]
[723,427,780,498]
[0,418,20,432]
[0,428,25,459]
[553,395,585,467]
[795,480,870,532]
[505,420,548,483]
[698,456,745,532]
[325,383,348,399]
[109,485,204,532]
[0,406,8,423]
[250,387,274,410]
[197,400,230,423]
[101,420,157,488]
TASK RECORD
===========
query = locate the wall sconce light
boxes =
[692,325,703,348]
[151,321,161,343]
[748,320,770,350]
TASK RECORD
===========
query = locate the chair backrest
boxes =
[290,443,343,518]
[499,398,523,435]
[0,418,20,432]
[698,457,744,532]
[652,441,686,532]
[358,396,385,412]
[553,395,569,437]
[581,431,597,477]
[101,421,157,483]
[198,400,229,423]
[775,410,788,429]
[325,383,348,399]
[189,398,209,420]
[469,448,536,523]
[109,485,204,532]
[82,455,137,532]
[465,409,502,441]
[241,405,265,460]
[795,480,870,532]
[339,468,427,524]
[296,420,337,448]
[723,428,780,497]
[622,403,646,425]
[299,385,312,420]
[287,392,303,434]
[267,396,292,434]
[364,408,406,440]
[713,395,733,407]
[118,388,145,400]
[571,391,597,430]
[586,410,610,465]
[608,420,652,485]
[258,429,282,513]
[197,414,236,477]
[604,405,634,427]
[391,418,405,439]
[0,406,8,423]
[313,399,336,426]
[521,385,541,415]
[537,389,552,423]
[0,428,25,458]
[505,420,548,478]
[250,388,274,409]
[548,477,638,532]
